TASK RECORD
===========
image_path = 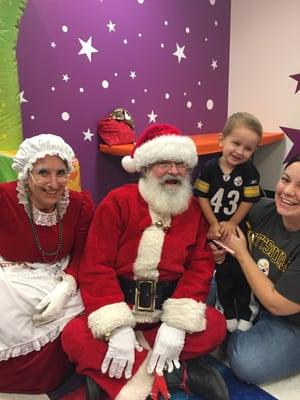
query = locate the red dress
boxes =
[0,181,94,393]
[62,184,226,399]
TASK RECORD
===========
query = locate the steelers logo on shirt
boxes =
[234,176,243,186]
[257,258,270,275]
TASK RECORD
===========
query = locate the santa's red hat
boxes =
[121,123,198,173]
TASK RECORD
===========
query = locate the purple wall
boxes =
[17,0,231,202]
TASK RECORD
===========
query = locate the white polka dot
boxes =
[207,99,214,110]
[30,115,35,120]
[138,33,142,37]
[51,86,55,91]
[62,112,70,121]
[185,27,190,34]
[79,87,84,93]
[165,93,170,99]
[164,20,168,26]
[114,72,118,77]
[161,43,165,48]
[62,25,68,32]
[123,39,128,44]
[186,101,192,108]
[137,0,144,3]
[183,92,187,96]
[198,81,201,86]
[102,80,109,89]
[131,99,135,104]
[144,88,148,93]
[210,0,216,5]
[205,37,208,42]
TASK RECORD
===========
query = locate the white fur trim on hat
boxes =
[12,134,75,180]
[122,135,198,173]
[88,302,135,339]
[161,298,207,333]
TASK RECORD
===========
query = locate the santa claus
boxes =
[62,123,228,400]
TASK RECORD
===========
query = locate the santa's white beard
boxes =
[139,171,193,216]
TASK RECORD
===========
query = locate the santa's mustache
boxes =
[159,174,185,185]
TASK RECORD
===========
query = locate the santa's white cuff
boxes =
[161,298,206,333]
[88,302,135,339]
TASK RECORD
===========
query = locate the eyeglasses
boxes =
[155,161,189,173]
[29,171,70,186]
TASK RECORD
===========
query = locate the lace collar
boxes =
[16,180,70,226]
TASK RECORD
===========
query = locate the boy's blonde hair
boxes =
[223,112,263,139]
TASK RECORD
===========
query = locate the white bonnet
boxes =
[12,134,75,180]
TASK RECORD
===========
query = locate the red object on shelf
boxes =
[99,132,284,156]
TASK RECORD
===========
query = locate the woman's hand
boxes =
[226,226,248,258]
[33,273,76,326]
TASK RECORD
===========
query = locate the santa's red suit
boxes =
[62,183,226,400]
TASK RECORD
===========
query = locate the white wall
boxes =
[229,0,300,190]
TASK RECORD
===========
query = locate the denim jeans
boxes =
[227,310,300,384]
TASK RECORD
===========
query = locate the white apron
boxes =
[0,255,84,361]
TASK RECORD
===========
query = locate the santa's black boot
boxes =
[85,376,106,400]
[185,356,230,400]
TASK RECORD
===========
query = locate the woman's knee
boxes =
[228,333,266,384]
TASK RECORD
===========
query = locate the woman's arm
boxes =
[227,226,300,316]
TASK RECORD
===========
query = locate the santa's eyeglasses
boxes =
[153,161,189,173]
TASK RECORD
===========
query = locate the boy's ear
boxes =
[218,133,224,147]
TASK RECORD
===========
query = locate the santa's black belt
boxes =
[118,277,178,312]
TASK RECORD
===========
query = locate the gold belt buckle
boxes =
[135,279,156,312]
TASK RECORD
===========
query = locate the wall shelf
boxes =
[99,132,284,156]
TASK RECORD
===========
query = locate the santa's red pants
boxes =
[0,338,73,393]
[62,306,226,400]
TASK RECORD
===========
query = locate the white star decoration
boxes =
[63,74,70,82]
[211,59,218,70]
[197,121,203,129]
[129,71,136,79]
[107,20,116,32]
[19,91,28,103]
[78,37,98,62]
[147,110,158,123]
[83,129,94,142]
[173,43,186,63]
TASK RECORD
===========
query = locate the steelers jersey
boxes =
[194,157,260,221]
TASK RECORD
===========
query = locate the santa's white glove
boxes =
[101,326,143,379]
[33,273,76,326]
[147,322,186,376]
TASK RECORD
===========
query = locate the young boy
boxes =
[194,112,263,332]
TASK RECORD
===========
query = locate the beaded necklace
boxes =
[27,194,63,263]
